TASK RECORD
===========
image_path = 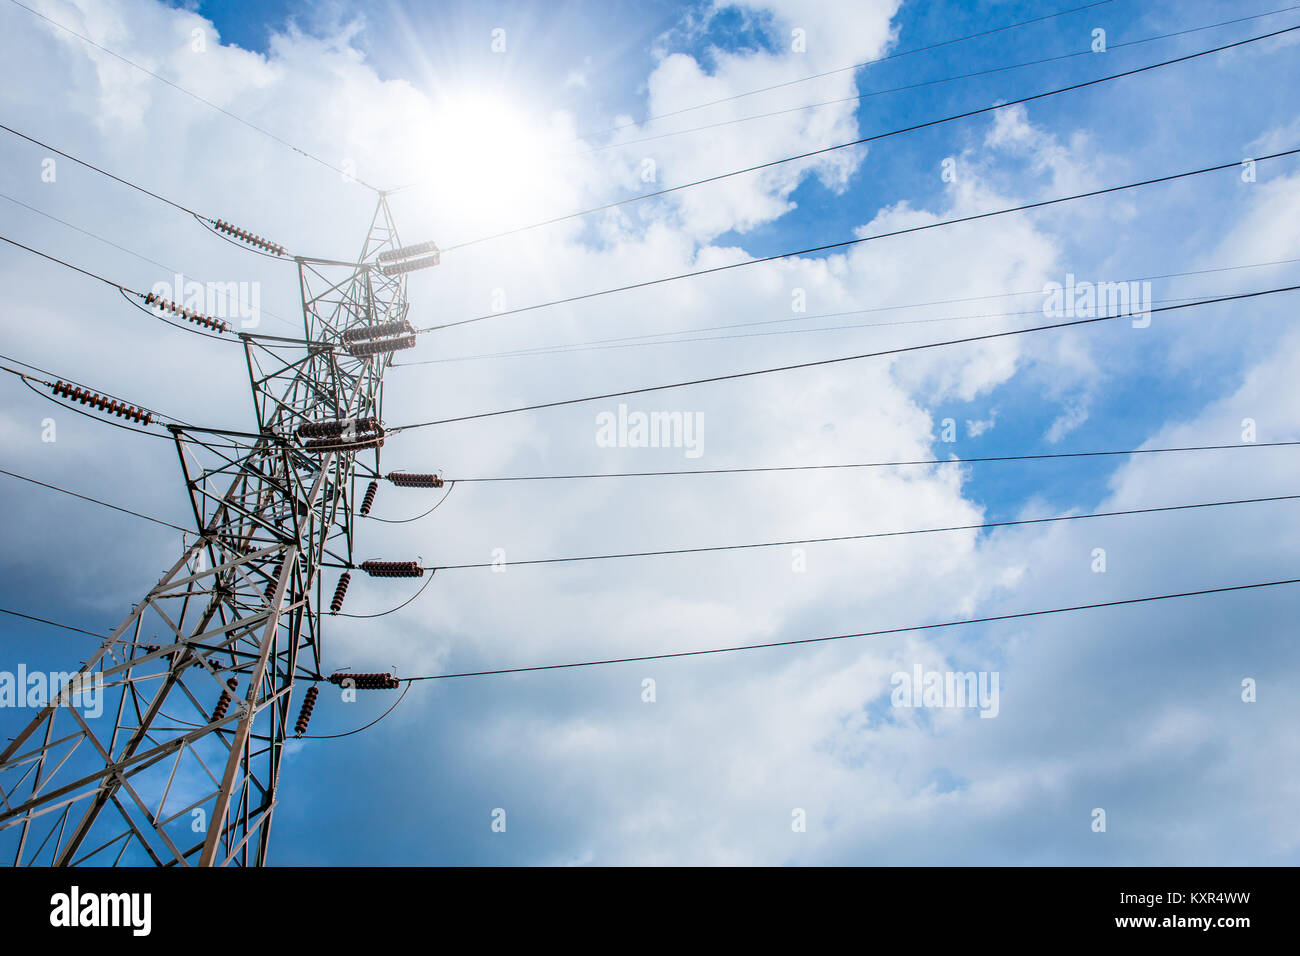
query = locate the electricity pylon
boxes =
[0,195,420,866]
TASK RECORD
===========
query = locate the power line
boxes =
[444,440,1300,483]
[416,147,1300,335]
[0,122,206,220]
[580,4,1300,157]
[399,256,1300,367]
[0,122,308,262]
[0,607,106,640]
[572,0,1122,144]
[7,0,380,192]
[393,283,1300,431]
[0,349,175,424]
[436,23,1300,254]
[0,191,301,332]
[0,467,188,532]
[400,577,1300,680]
[427,492,1300,570]
[0,230,244,343]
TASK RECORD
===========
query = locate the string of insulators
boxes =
[211,219,286,256]
[328,672,400,690]
[360,559,424,578]
[296,416,385,452]
[294,685,318,735]
[379,254,439,277]
[387,472,444,488]
[142,292,230,333]
[51,382,153,425]
[296,416,380,439]
[346,334,416,357]
[378,239,440,263]
[359,481,378,516]
[304,433,384,453]
[330,572,351,614]
[211,677,238,721]
[264,558,285,602]
[343,319,413,344]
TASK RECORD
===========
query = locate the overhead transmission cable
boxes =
[0,231,239,339]
[398,253,1300,366]
[414,147,1300,336]
[443,440,1300,484]
[0,122,301,261]
[387,0,1122,194]
[0,467,188,532]
[393,284,1300,431]
[579,4,1300,156]
[397,578,1300,681]
[6,0,381,191]
[0,191,301,332]
[433,23,1300,254]
[422,493,1300,571]
[575,0,1120,140]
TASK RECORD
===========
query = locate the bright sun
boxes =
[421,93,554,221]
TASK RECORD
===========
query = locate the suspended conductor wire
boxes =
[0,229,239,342]
[6,0,382,192]
[0,467,189,532]
[297,681,412,739]
[396,255,1300,367]
[577,5,1300,157]
[0,607,107,640]
[578,0,1121,138]
[424,493,1300,571]
[0,191,299,330]
[331,574,436,619]
[417,147,1300,334]
[443,440,1300,484]
[392,284,1300,431]
[364,481,456,524]
[433,24,1300,254]
[399,578,1300,681]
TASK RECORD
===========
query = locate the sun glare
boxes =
[423,92,555,222]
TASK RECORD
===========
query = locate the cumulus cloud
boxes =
[1,0,1297,866]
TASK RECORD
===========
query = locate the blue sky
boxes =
[1,0,1298,864]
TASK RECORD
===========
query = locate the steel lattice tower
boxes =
[0,196,414,866]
